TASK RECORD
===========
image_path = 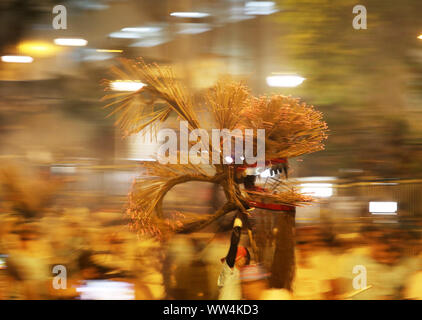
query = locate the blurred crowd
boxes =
[0,205,421,300]
[293,224,422,299]
[0,209,164,300]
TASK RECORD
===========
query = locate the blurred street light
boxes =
[245,1,278,15]
[18,41,59,57]
[54,38,88,46]
[110,81,146,92]
[109,32,143,39]
[170,12,210,18]
[266,75,305,87]
[1,55,33,63]
[110,26,162,39]
[369,201,398,215]
[121,27,161,33]
[96,49,123,53]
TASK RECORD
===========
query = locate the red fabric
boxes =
[235,246,248,261]
[247,186,267,192]
[270,158,288,164]
[220,245,248,263]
